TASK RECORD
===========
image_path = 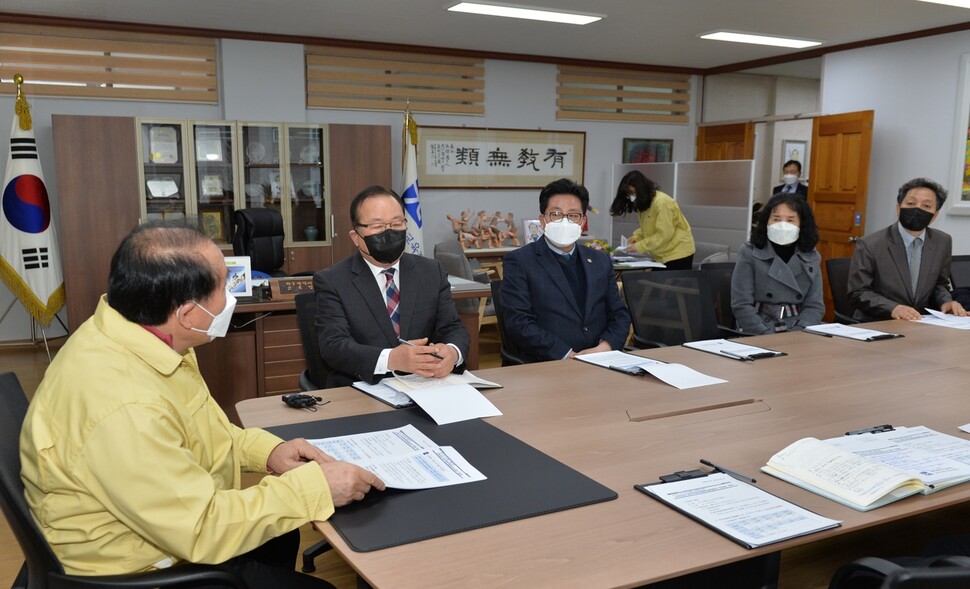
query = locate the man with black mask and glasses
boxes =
[313,185,469,387]
[848,177,967,321]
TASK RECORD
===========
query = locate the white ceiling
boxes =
[5,0,970,71]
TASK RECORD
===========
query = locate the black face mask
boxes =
[898,207,934,232]
[361,228,407,264]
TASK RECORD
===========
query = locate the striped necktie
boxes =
[383,268,400,336]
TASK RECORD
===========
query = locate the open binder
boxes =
[636,470,840,549]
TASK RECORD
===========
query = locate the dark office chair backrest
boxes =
[489,279,524,366]
[295,292,329,391]
[620,269,721,347]
[951,254,970,289]
[825,257,857,324]
[232,208,285,276]
[0,371,249,589]
[699,261,736,330]
[829,556,970,589]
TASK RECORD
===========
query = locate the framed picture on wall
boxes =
[417,126,585,188]
[782,140,808,168]
[949,52,970,215]
[622,139,673,164]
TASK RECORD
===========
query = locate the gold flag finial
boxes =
[14,73,32,131]
[404,103,418,146]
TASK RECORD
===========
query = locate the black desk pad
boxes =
[267,407,618,551]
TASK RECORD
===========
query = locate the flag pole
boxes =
[0,73,67,356]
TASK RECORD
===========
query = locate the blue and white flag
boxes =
[0,83,64,326]
[401,111,425,256]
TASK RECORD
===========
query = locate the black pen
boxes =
[719,349,752,361]
[397,337,445,360]
[700,459,757,483]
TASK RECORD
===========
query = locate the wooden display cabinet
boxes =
[54,115,391,420]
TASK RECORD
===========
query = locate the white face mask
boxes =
[627,194,637,203]
[188,293,237,340]
[782,173,799,186]
[543,217,583,248]
[767,221,800,246]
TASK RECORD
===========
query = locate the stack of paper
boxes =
[575,350,726,389]
[310,424,485,489]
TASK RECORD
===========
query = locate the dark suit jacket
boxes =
[313,252,470,387]
[501,240,631,363]
[848,224,953,321]
[771,183,808,198]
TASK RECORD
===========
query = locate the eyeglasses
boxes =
[544,210,584,224]
[356,219,407,232]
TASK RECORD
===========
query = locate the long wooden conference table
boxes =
[237,319,970,588]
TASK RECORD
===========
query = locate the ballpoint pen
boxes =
[397,337,445,360]
[700,459,757,483]
[718,349,752,361]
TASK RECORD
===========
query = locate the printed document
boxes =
[403,383,503,425]
[639,472,841,548]
[309,424,486,489]
[683,339,785,361]
[576,350,726,389]
[919,309,970,330]
[803,323,902,341]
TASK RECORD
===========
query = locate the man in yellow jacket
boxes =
[20,223,383,586]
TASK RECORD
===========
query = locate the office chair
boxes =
[433,240,496,330]
[620,269,728,348]
[950,254,970,289]
[829,555,970,589]
[825,257,858,324]
[294,292,330,393]
[699,261,737,331]
[489,279,525,366]
[290,294,333,571]
[231,208,286,277]
[0,371,248,589]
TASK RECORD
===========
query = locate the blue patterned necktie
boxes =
[383,268,400,336]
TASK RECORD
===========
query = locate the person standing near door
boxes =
[772,159,809,198]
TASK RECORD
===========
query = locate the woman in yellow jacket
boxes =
[610,170,696,270]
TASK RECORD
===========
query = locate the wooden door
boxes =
[695,123,754,160]
[808,110,874,321]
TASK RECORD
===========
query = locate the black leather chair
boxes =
[620,269,728,348]
[699,261,737,331]
[825,257,858,324]
[489,279,525,366]
[231,208,286,276]
[0,371,247,589]
[291,294,333,572]
[294,292,330,392]
[951,254,970,289]
[829,555,970,589]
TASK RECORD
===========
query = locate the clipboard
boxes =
[635,470,840,549]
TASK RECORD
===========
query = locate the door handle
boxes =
[848,236,859,243]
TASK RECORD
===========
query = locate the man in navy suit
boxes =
[501,178,631,363]
[313,186,470,387]
[772,159,809,198]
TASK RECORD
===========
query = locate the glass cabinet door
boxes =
[191,122,236,248]
[138,120,189,222]
[285,125,329,245]
[240,123,283,217]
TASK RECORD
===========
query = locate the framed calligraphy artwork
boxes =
[417,126,585,189]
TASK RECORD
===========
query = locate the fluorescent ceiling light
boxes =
[700,31,821,49]
[917,0,970,7]
[447,2,603,25]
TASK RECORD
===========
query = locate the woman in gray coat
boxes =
[731,192,824,334]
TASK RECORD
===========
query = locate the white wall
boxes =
[0,39,699,340]
[821,30,970,254]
